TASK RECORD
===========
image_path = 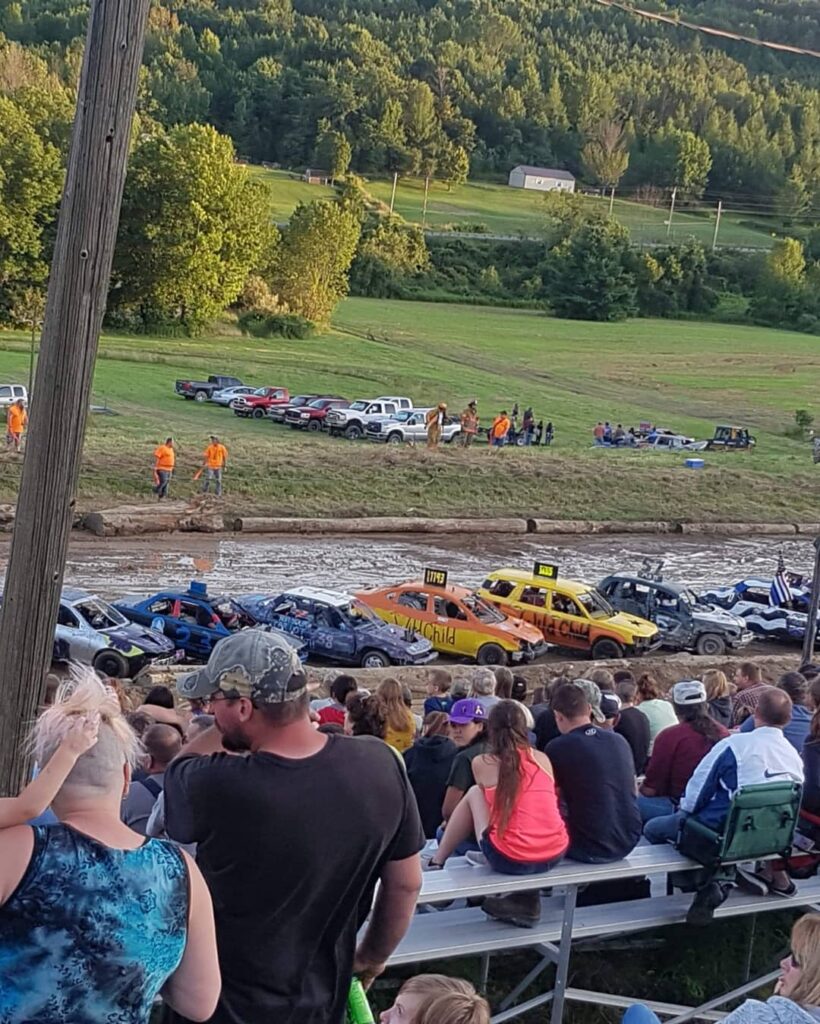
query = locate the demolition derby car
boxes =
[237,586,437,668]
[699,578,819,646]
[599,565,753,656]
[355,572,548,665]
[478,568,658,660]
[115,581,306,663]
[0,586,179,677]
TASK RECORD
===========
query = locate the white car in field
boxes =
[0,384,28,409]
[210,385,257,406]
[325,397,414,440]
[366,408,461,444]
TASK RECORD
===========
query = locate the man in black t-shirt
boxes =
[614,677,651,773]
[164,631,424,1024]
[546,684,642,863]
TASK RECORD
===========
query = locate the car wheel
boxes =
[591,638,624,660]
[386,433,403,445]
[252,408,265,419]
[194,391,208,403]
[696,633,726,656]
[307,420,321,432]
[344,423,363,440]
[93,650,130,678]
[477,642,508,666]
[361,650,391,669]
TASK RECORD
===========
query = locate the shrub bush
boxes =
[238,311,315,339]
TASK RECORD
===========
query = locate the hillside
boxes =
[2,0,819,213]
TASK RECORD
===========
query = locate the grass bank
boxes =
[0,299,817,522]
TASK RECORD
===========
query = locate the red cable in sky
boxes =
[591,0,820,59]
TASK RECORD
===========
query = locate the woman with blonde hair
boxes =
[377,677,417,752]
[380,974,490,1024]
[634,673,677,751]
[702,669,733,727]
[625,913,820,1022]
[0,672,220,1023]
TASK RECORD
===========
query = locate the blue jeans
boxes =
[643,810,685,845]
[637,795,676,825]
[480,832,564,875]
[436,825,479,856]
[623,1007,661,1023]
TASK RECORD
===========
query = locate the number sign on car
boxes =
[423,568,449,587]
[534,562,559,580]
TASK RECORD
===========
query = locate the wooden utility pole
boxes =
[666,186,677,239]
[0,0,151,796]
[389,171,398,215]
[712,200,723,251]
[422,175,431,229]
[608,186,616,217]
[801,537,820,666]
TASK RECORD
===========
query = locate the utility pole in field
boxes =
[608,186,616,217]
[712,200,723,251]
[389,171,398,215]
[801,537,820,667]
[666,186,677,239]
[0,0,151,797]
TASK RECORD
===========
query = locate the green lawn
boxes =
[0,299,817,521]
[247,166,335,222]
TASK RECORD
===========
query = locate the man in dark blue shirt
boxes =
[546,683,642,862]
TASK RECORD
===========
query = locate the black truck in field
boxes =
[174,374,243,402]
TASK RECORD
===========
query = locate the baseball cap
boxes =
[449,698,487,725]
[799,663,820,679]
[572,679,605,724]
[178,630,307,704]
[600,692,622,720]
[672,680,707,705]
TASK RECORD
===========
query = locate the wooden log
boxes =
[795,524,820,535]
[527,519,594,534]
[680,522,797,536]
[83,510,185,537]
[234,516,529,535]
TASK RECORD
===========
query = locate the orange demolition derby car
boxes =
[355,571,549,665]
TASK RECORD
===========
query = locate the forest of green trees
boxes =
[0,0,819,333]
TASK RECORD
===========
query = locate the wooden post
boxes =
[608,186,616,217]
[389,170,398,215]
[712,200,723,251]
[0,0,151,797]
[801,537,820,666]
[666,186,677,239]
[422,175,430,228]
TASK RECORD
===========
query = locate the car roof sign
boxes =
[534,561,558,580]
[423,568,448,587]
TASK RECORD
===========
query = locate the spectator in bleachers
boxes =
[0,673,219,1023]
[511,674,529,705]
[424,668,454,715]
[731,662,771,726]
[121,722,182,836]
[635,673,678,752]
[638,681,728,826]
[442,699,489,823]
[740,672,812,753]
[470,669,500,712]
[624,913,820,1023]
[546,684,642,863]
[493,666,514,699]
[345,692,388,740]
[614,675,651,774]
[426,702,568,928]
[402,683,423,735]
[702,669,733,727]
[534,676,573,751]
[404,712,458,839]
[378,677,417,752]
[380,974,490,1024]
[316,674,358,727]
[143,685,176,710]
[589,668,616,694]
[451,677,470,702]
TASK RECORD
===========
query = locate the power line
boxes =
[591,0,820,59]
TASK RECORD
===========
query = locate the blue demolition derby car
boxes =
[236,586,437,668]
[699,577,818,646]
[115,581,306,663]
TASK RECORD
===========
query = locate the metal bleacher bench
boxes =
[388,844,820,1023]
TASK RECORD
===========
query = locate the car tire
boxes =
[591,638,624,660]
[361,650,391,668]
[344,423,363,441]
[307,420,321,432]
[252,408,265,419]
[93,650,130,679]
[194,391,208,403]
[386,433,403,445]
[477,642,508,666]
[696,633,726,656]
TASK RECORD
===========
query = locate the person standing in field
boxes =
[200,435,228,496]
[152,437,175,501]
[489,411,511,449]
[6,399,27,452]
[460,401,478,448]
[426,403,447,449]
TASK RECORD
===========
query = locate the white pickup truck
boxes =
[325,396,413,440]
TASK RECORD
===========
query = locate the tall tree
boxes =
[546,220,636,322]
[581,119,629,188]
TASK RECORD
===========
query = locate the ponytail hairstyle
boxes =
[486,700,530,837]
[636,673,663,702]
[675,702,724,744]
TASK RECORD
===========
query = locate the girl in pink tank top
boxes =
[427,701,568,873]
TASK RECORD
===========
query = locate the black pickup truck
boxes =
[174,374,243,402]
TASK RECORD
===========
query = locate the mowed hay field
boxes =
[0,298,818,521]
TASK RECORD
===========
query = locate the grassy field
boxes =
[0,299,817,521]
[247,166,335,222]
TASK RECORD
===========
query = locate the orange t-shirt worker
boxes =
[204,441,228,469]
[6,401,27,450]
[154,442,176,471]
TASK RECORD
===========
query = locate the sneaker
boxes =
[482,890,541,929]
[735,867,770,897]
[768,880,798,898]
[421,850,443,871]
[686,881,731,926]
[465,851,489,868]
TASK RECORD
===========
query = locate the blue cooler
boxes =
[685,458,705,469]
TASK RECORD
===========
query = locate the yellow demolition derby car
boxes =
[478,565,659,659]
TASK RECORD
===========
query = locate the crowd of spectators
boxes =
[2,648,820,1023]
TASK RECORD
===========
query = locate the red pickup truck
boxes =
[231,387,290,419]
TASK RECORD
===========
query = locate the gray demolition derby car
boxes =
[598,564,754,656]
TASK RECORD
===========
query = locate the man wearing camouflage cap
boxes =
[163,630,424,1023]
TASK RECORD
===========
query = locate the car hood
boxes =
[99,624,175,656]
[497,617,545,644]
[691,604,748,629]
[371,622,433,649]
[607,612,658,637]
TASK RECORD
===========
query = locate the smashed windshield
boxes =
[462,595,505,624]
[75,598,128,630]
[576,590,614,619]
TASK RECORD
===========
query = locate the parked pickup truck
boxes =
[0,384,28,409]
[326,397,413,440]
[175,375,243,402]
[231,387,290,418]
[366,408,461,445]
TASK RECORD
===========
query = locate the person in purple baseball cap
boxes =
[440,699,489,826]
